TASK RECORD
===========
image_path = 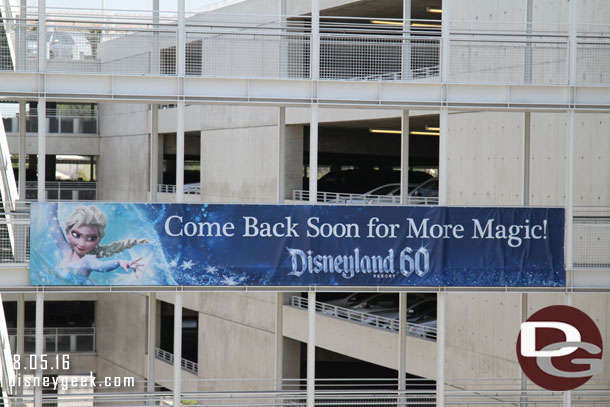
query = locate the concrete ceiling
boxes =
[322,0,443,21]
[320,114,439,132]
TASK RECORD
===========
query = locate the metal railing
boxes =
[1,9,608,86]
[25,181,98,201]
[573,219,610,269]
[157,184,201,195]
[292,190,439,205]
[2,109,98,134]
[155,346,199,374]
[290,296,437,341]
[2,386,610,406]
[8,326,96,353]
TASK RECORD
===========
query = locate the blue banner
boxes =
[29,203,565,287]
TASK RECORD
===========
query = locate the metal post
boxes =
[151,104,159,202]
[37,98,46,202]
[440,0,449,82]
[16,294,24,396]
[177,0,185,78]
[278,107,286,203]
[176,102,185,202]
[148,293,156,397]
[176,0,185,203]
[307,291,316,407]
[566,110,574,272]
[275,292,284,391]
[520,293,528,407]
[398,292,407,393]
[38,0,46,73]
[402,0,411,80]
[279,0,287,77]
[524,0,533,83]
[564,292,573,407]
[173,291,183,407]
[311,0,320,80]
[436,292,445,407]
[568,0,578,85]
[152,0,160,75]
[400,109,409,204]
[309,105,318,203]
[523,112,530,206]
[18,0,27,71]
[18,101,26,201]
[438,108,448,205]
[34,291,43,407]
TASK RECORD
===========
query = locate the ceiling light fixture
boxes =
[370,20,403,26]
[427,8,443,14]
[370,129,402,134]
[425,126,440,131]
[411,23,442,28]
[410,131,440,136]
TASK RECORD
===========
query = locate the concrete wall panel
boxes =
[447,112,523,205]
[95,293,148,379]
[201,126,279,202]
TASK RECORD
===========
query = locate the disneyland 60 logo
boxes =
[516,305,603,391]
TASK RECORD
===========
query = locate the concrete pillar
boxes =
[148,293,156,398]
[398,292,407,392]
[436,292,445,407]
[37,98,46,202]
[34,291,43,407]
[151,104,159,202]
[277,107,286,203]
[173,292,183,407]
[307,291,316,407]
[275,293,283,391]
[16,294,24,396]
[308,106,318,203]
[18,101,26,201]
[400,109,409,204]
[176,102,185,202]
[438,108,448,206]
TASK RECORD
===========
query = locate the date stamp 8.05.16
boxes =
[12,354,70,372]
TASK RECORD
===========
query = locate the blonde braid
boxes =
[93,238,148,258]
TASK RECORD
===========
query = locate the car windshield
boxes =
[367,184,398,195]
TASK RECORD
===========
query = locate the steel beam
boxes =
[2,73,610,111]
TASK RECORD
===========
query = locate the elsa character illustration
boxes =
[49,204,148,279]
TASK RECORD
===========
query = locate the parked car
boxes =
[408,314,437,340]
[409,178,439,201]
[362,295,436,329]
[317,169,403,194]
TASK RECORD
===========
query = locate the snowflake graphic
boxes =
[180,260,195,270]
[220,275,238,285]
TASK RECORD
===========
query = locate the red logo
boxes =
[516,305,603,391]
